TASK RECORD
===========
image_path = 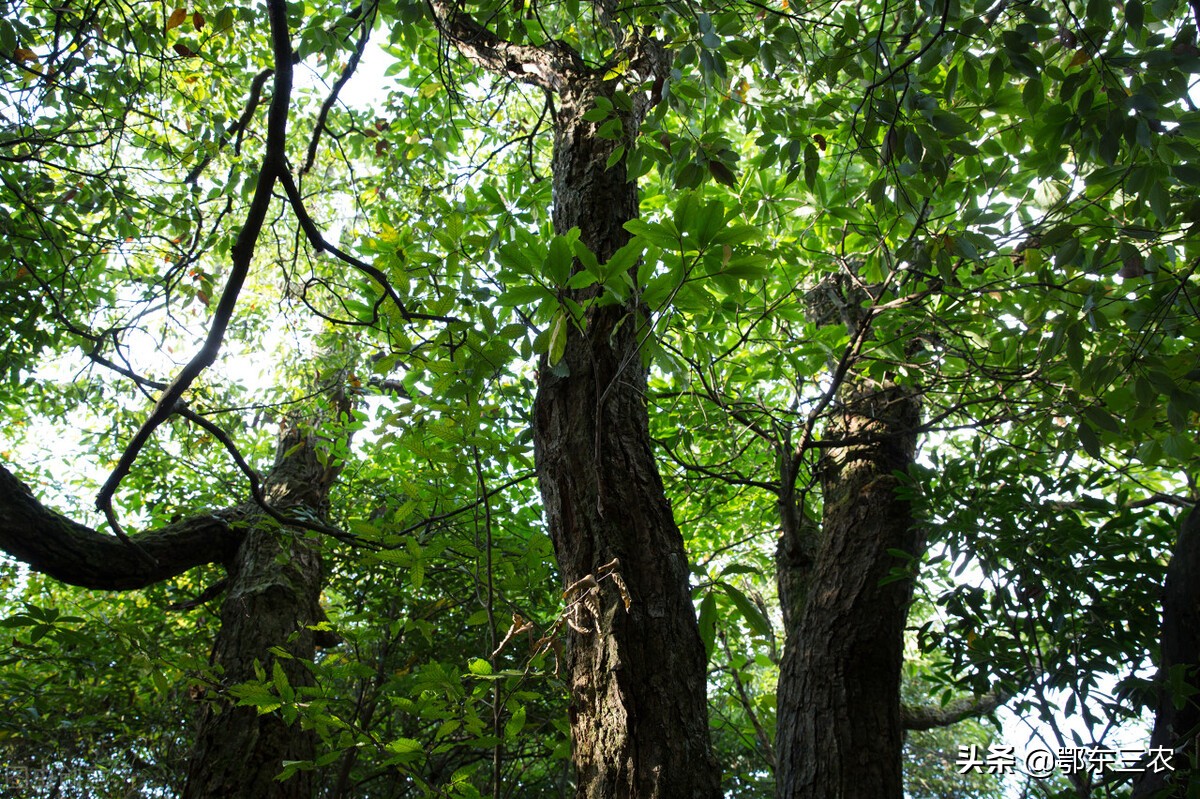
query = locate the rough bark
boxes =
[1132,504,1200,799]
[0,463,241,589]
[530,74,720,799]
[2,404,342,799]
[428,6,720,794]
[775,379,922,799]
[775,453,819,635]
[182,413,341,799]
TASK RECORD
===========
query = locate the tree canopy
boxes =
[2,0,1199,797]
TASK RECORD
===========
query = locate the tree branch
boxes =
[1,463,241,590]
[301,2,376,174]
[902,686,1014,731]
[95,0,295,533]
[426,0,581,92]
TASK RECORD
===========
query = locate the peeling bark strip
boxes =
[776,382,922,799]
[430,5,720,796]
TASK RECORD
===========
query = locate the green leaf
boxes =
[707,160,737,187]
[723,254,771,280]
[803,142,819,190]
[929,110,974,136]
[697,592,717,662]
[719,582,771,637]
[545,233,576,285]
[1126,0,1144,30]
[1077,421,1101,458]
[603,239,645,278]
[624,218,680,249]
[548,309,568,366]
[386,737,424,755]
[497,284,554,306]
[505,705,527,738]
[605,145,626,170]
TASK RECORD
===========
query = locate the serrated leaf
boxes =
[272,661,293,701]
[468,658,493,676]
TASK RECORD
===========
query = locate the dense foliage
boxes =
[2,0,1198,796]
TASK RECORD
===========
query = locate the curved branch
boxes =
[301,2,376,174]
[902,688,1011,732]
[426,0,582,92]
[277,170,458,323]
[185,67,274,184]
[95,0,296,531]
[1,463,241,590]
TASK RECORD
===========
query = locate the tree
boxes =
[4,0,1200,797]
[426,4,721,796]
[1134,503,1200,799]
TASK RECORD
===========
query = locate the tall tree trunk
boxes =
[425,9,719,793]
[775,330,922,798]
[183,404,347,799]
[1132,504,1200,799]
[530,76,720,799]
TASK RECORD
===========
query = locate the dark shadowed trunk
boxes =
[1132,504,1200,799]
[530,75,720,799]
[775,353,921,798]
[2,396,346,799]
[182,411,343,799]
